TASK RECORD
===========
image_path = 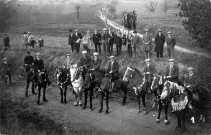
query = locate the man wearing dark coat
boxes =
[154,29,165,59]
[107,56,119,91]
[68,29,77,52]
[3,33,10,50]
[143,59,156,93]
[166,31,176,58]
[108,28,115,55]
[78,51,92,81]
[165,59,180,83]
[75,29,83,53]
[114,30,122,56]
[24,51,34,73]
[92,29,102,55]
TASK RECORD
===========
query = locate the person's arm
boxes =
[93,59,101,71]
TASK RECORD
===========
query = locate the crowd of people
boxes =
[122,10,137,30]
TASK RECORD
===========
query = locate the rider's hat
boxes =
[103,28,107,31]
[168,59,175,62]
[144,29,149,32]
[158,28,162,32]
[93,52,99,56]
[82,50,87,54]
[109,55,115,59]
[66,53,70,56]
[144,59,150,62]
[3,58,7,61]
[167,31,172,34]
[188,67,194,71]
[36,52,41,56]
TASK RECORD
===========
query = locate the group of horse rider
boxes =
[68,27,176,60]
[122,10,137,30]
[23,51,51,87]
[22,32,44,48]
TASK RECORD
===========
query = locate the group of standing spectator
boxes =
[122,10,137,30]
[22,32,44,48]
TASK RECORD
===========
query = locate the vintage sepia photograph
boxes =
[0,0,211,134]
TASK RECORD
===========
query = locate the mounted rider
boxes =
[164,59,180,84]
[78,50,92,81]
[184,67,200,92]
[33,52,51,86]
[24,51,34,73]
[143,59,156,93]
[106,55,119,91]
[90,52,102,79]
[63,53,72,69]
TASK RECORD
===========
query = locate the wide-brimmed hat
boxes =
[36,52,41,56]
[66,53,70,56]
[188,67,194,71]
[158,28,162,32]
[103,28,106,31]
[144,59,151,62]
[93,52,99,56]
[167,31,172,34]
[109,56,115,59]
[168,59,175,62]
[82,50,87,54]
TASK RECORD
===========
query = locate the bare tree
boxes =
[74,4,81,23]
[162,0,169,17]
[145,0,158,17]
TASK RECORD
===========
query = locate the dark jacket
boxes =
[24,55,34,65]
[114,34,122,46]
[93,33,101,45]
[154,34,165,53]
[131,35,140,47]
[143,64,155,83]
[34,59,44,71]
[75,32,83,40]
[108,32,114,45]
[78,56,92,69]
[102,32,109,41]
[184,74,199,89]
[91,58,101,71]
[38,39,44,45]
[165,64,179,81]
[166,36,176,48]
[107,61,119,78]
[68,34,77,45]
[3,36,10,46]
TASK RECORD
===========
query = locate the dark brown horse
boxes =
[55,68,71,104]
[37,71,48,105]
[150,74,169,124]
[161,81,189,132]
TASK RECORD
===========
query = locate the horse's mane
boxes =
[165,81,185,94]
[130,66,142,76]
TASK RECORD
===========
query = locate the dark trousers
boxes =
[116,45,122,56]
[39,44,43,48]
[70,44,74,52]
[75,43,80,53]
[94,43,101,55]
[6,70,12,83]
[84,87,93,109]
[156,52,163,58]
[108,42,113,55]
[4,43,10,50]
[167,46,174,58]
[127,44,132,57]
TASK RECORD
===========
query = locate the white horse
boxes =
[70,63,84,106]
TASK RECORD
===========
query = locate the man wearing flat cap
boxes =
[142,29,153,59]
[78,51,92,81]
[154,29,165,59]
[107,56,119,91]
[166,31,176,58]
[131,30,141,57]
[184,67,200,92]
[164,59,180,83]
[143,59,156,93]
[24,51,34,73]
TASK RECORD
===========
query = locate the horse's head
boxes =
[70,63,82,82]
[160,81,172,100]
[151,74,164,94]
[37,71,47,84]
[123,67,138,82]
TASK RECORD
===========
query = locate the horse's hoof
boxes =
[74,102,78,106]
[164,119,168,125]
[37,101,40,106]
[98,109,103,113]
[156,118,160,123]
[121,102,126,106]
[25,94,29,97]
[64,101,67,104]
[82,106,86,110]
[43,99,48,102]
[143,110,147,115]
[89,108,93,111]
[32,92,37,95]
[60,101,63,104]
[105,110,109,114]
[181,127,187,133]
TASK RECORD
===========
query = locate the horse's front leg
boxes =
[31,81,36,95]
[83,88,88,109]
[25,80,30,97]
[141,93,147,115]
[156,99,162,123]
[181,109,187,132]
[43,86,48,102]
[74,88,78,106]
[60,87,63,103]
[89,88,93,111]
[164,100,169,125]
[64,86,67,104]
[137,94,141,113]
[98,92,104,113]
[105,91,109,114]
[78,88,83,106]
[37,87,41,105]
[122,84,127,106]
